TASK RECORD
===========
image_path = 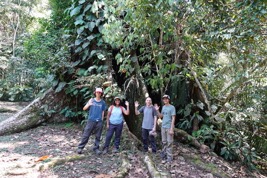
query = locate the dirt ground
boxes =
[0,102,266,178]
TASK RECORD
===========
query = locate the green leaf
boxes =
[87,35,95,41]
[98,24,104,33]
[91,1,98,13]
[71,60,81,67]
[84,4,92,13]
[82,41,90,49]
[79,0,86,4]
[75,47,83,53]
[70,5,82,17]
[74,19,84,25]
[77,26,85,35]
[88,65,97,72]
[89,50,97,58]
[220,147,226,155]
[75,39,83,46]
[88,22,95,32]
[97,53,105,60]
[196,114,203,121]
[196,101,204,110]
[77,69,87,76]
[55,82,67,93]
[95,19,102,27]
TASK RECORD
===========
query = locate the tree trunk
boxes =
[173,127,209,153]
[0,88,66,136]
[123,52,149,139]
[124,75,148,139]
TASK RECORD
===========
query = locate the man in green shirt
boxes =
[155,94,176,163]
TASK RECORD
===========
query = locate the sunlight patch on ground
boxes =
[0,141,29,149]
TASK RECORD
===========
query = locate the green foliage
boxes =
[40,104,57,117]
[177,101,205,130]
[60,106,83,118]
[7,85,33,102]
[218,125,260,169]
[192,125,219,150]
[65,0,109,64]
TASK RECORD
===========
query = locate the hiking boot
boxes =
[102,148,108,154]
[112,148,119,153]
[94,149,102,155]
[77,148,83,154]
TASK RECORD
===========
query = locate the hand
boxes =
[169,129,174,135]
[88,98,93,106]
[134,101,139,108]
[152,128,156,132]
[154,104,160,111]
[106,124,109,129]
[125,101,129,106]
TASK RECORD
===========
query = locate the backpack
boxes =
[107,105,125,119]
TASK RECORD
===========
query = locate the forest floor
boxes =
[0,101,266,178]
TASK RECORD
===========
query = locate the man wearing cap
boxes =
[102,96,129,154]
[135,97,158,153]
[155,94,176,163]
[77,87,106,154]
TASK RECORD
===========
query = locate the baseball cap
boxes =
[114,96,121,100]
[162,94,170,100]
[95,88,103,93]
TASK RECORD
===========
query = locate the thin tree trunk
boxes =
[12,0,21,57]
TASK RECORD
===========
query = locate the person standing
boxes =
[77,88,106,155]
[102,97,129,154]
[155,94,176,163]
[135,97,158,153]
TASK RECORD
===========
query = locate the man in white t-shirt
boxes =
[135,97,158,153]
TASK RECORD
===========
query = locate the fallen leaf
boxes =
[35,155,50,162]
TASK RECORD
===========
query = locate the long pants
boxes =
[161,127,173,160]
[142,128,157,153]
[103,122,123,149]
[78,120,103,150]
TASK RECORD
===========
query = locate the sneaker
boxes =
[102,148,108,154]
[167,157,173,163]
[94,149,102,155]
[112,148,119,153]
[160,152,167,160]
[77,148,83,154]
[143,149,148,153]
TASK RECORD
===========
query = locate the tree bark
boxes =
[173,127,209,153]
[123,52,149,139]
[0,88,66,136]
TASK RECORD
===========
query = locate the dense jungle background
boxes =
[0,0,266,177]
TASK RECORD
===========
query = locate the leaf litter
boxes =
[0,122,266,178]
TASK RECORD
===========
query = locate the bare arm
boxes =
[154,104,162,118]
[153,116,157,131]
[134,101,140,115]
[102,110,105,120]
[123,101,130,115]
[169,115,176,135]
[106,108,111,129]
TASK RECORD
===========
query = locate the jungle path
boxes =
[0,102,266,178]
